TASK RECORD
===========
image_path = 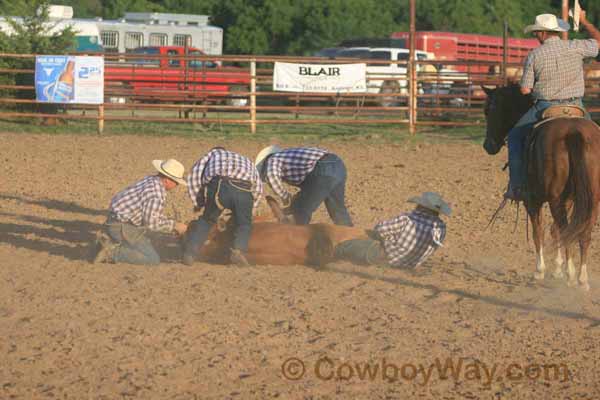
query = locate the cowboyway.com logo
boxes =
[281,356,572,385]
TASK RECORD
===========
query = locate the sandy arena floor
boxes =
[1,132,599,399]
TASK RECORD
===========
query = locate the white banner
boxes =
[273,62,367,93]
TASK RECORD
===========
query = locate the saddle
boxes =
[533,105,585,129]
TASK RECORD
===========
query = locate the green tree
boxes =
[0,0,77,115]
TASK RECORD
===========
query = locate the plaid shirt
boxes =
[109,175,175,233]
[521,36,598,101]
[374,209,446,268]
[263,147,328,204]
[187,148,263,209]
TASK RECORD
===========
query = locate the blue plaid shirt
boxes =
[263,147,328,204]
[374,209,446,268]
[109,175,175,233]
[187,148,263,209]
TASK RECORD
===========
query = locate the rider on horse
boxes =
[505,11,600,201]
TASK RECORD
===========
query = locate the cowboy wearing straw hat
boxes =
[503,10,600,201]
[335,192,450,268]
[255,145,353,226]
[93,159,188,265]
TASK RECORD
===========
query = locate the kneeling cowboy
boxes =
[505,11,600,201]
[183,147,263,266]
[336,192,450,268]
[94,159,188,265]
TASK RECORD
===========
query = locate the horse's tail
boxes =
[561,130,595,245]
[306,226,334,268]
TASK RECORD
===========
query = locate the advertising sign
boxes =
[273,62,367,93]
[35,55,104,104]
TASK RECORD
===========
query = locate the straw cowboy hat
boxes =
[152,159,187,186]
[408,192,452,216]
[524,14,570,34]
[255,145,282,172]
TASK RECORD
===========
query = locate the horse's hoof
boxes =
[567,279,578,288]
[533,271,545,280]
[579,282,591,292]
[552,270,565,279]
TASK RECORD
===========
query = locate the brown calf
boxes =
[194,196,368,267]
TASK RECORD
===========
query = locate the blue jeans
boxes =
[292,153,353,226]
[183,177,253,258]
[507,98,588,189]
[106,220,160,265]
[334,239,387,265]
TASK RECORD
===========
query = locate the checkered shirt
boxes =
[374,209,446,268]
[521,36,598,101]
[109,175,175,233]
[263,147,328,204]
[187,148,263,209]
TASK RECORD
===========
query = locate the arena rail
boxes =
[0,52,599,134]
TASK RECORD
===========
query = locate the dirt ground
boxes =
[1,132,599,400]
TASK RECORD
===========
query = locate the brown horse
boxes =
[482,84,600,290]
[195,196,369,267]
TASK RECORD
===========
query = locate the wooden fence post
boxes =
[98,104,104,134]
[408,0,417,135]
[250,59,257,134]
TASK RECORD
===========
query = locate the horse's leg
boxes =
[550,222,565,279]
[528,203,546,280]
[549,200,576,286]
[578,203,598,291]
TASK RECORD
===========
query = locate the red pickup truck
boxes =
[104,46,250,106]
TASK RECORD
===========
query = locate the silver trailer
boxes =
[96,12,223,55]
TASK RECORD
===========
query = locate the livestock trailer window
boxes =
[173,34,191,47]
[100,31,119,52]
[125,32,144,50]
[149,33,168,46]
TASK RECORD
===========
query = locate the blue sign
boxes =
[35,56,75,103]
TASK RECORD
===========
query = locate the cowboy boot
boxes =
[230,248,250,267]
[93,232,116,264]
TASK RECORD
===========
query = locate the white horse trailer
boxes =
[96,12,223,55]
[0,5,103,52]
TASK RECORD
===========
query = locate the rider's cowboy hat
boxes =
[152,159,187,186]
[255,145,282,173]
[524,14,570,34]
[408,192,452,216]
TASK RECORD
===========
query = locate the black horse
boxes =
[483,84,600,290]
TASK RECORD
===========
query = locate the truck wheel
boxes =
[379,81,401,107]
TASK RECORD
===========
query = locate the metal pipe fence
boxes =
[0,52,599,134]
